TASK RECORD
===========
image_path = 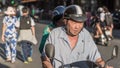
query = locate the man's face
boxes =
[22,11,29,16]
[65,19,84,36]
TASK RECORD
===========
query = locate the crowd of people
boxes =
[1,3,115,68]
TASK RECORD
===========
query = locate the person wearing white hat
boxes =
[1,6,19,63]
[4,6,16,15]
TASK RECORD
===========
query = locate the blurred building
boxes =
[1,0,120,12]
[21,0,39,3]
[98,0,120,12]
[50,0,120,12]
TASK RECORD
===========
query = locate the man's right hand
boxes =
[42,60,53,68]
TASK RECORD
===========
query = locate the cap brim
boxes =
[70,15,87,23]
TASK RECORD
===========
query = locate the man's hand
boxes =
[96,58,113,68]
[41,56,53,68]
[42,60,53,68]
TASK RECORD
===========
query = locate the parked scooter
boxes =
[44,43,118,68]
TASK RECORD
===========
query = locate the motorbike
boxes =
[90,15,113,46]
[93,25,113,46]
[44,43,118,68]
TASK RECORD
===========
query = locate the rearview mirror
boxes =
[112,45,118,58]
[45,43,55,62]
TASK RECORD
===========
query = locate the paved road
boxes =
[0,16,120,68]
[86,27,120,68]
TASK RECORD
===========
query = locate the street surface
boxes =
[0,16,120,68]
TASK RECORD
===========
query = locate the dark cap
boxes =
[64,5,87,22]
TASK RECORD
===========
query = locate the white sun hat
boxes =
[4,6,16,15]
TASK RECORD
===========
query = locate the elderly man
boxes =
[42,5,113,68]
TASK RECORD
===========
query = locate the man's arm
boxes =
[96,58,113,68]
[1,23,6,42]
[41,30,55,68]
[41,40,53,68]
[30,17,36,35]
[96,58,105,67]
[86,30,113,68]
[31,26,35,35]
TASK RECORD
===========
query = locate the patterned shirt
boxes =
[3,16,19,38]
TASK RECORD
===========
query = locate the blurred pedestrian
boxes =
[1,6,19,63]
[39,6,65,53]
[103,6,113,38]
[85,11,91,27]
[16,5,24,17]
[17,6,37,64]
[94,7,104,38]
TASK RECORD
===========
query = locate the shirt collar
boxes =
[59,27,85,53]
[59,27,84,41]
[59,26,84,38]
